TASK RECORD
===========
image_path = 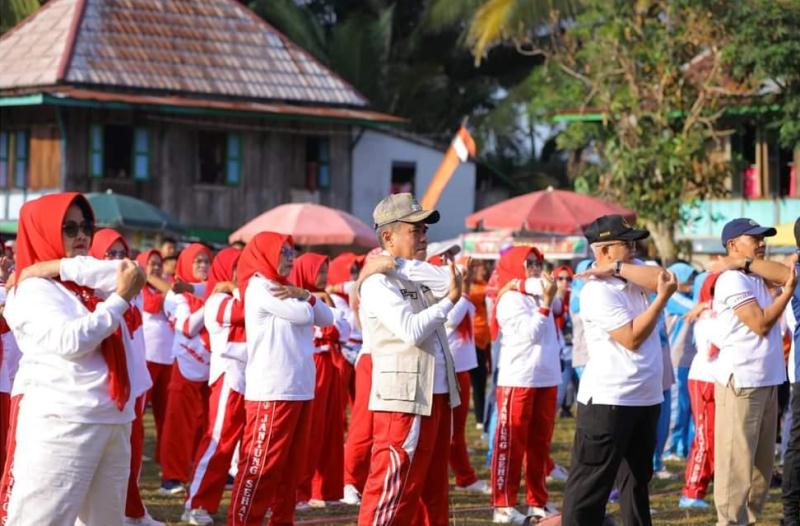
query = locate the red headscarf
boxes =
[490,246,539,340]
[89,228,129,260]
[136,249,164,314]
[176,243,213,284]
[327,252,364,302]
[552,264,574,331]
[15,192,130,411]
[237,232,293,296]
[205,247,241,300]
[290,253,329,293]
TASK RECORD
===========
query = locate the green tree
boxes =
[0,0,40,35]
[451,0,800,261]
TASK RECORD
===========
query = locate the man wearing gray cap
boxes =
[356,193,462,526]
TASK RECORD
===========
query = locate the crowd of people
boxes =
[0,190,796,526]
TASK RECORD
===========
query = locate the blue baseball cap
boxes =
[721,218,777,246]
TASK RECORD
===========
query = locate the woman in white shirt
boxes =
[228,233,333,526]
[489,246,561,524]
[3,192,145,526]
[160,244,213,495]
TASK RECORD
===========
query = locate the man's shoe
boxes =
[528,503,558,518]
[157,479,184,496]
[492,507,529,525]
[340,484,361,505]
[460,479,492,495]
[678,496,710,509]
[181,508,214,525]
[124,514,165,526]
[546,464,569,482]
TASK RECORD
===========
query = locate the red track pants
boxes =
[161,366,209,482]
[0,394,22,525]
[147,361,173,465]
[298,352,344,502]
[185,374,245,514]
[450,371,479,487]
[227,400,312,526]
[343,354,373,491]
[125,395,147,518]
[358,394,452,526]
[491,386,557,508]
[682,379,715,499]
[0,393,8,480]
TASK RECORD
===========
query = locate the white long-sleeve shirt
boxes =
[164,290,209,382]
[205,291,246,394]
[141,286,174,365]
[496,290,561,388]
[243,274,333,401]
[60,257,152,397]
[4,277,134,423]
[445,296,478,373]
[0,287,21,394]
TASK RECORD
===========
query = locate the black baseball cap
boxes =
[584,214,649,244]
[720,218,776,246]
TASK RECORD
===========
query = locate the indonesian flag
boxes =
[420,125,476,210]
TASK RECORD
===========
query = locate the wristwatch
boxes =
[613,260,624,277]
[743,257,753,274]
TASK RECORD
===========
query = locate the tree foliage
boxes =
[0,0,40,35]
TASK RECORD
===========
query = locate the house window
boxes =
[305,137,330,191]
[0,130,29,189]
[390,161,416,194]
[198,131,242,186]
[89,125,149,179]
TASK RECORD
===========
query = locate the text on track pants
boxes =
[682,379,715,500]
[227,400,312,526]
[357,394,452,526]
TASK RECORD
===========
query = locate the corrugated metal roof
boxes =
[0,0,369,108]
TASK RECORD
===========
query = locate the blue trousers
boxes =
[669,366,693,457]
[653,389,671,471]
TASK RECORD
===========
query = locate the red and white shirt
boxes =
[445,296,478,373]
[204,290,246,394]
[164,290,210,382]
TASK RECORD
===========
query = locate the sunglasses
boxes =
[106,249,128,259]
[62,220,94,238]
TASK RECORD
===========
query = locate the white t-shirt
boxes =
[446,296,478,373]
[243,275,333,401]
[576,276,663,406]
[688,313,719,383]
[787,303,797,383]
[205,291,246,394]
[496,291,561,388]
[711,271,785,388]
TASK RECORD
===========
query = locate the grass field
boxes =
[139,409,784,525]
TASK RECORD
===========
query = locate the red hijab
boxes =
[15,192,130,411]
[237,232,293,296]
[552,264,574,330]
[89,228,129,260]
[290,253,329,293]
[699,272,720,303]
[490,246,539,340]
[136,249,164,314]
[205,247,241,300]
[175,243,212,313]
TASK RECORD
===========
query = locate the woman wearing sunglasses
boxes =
[1,192,146,525]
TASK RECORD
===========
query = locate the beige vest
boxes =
[366,274,460,416]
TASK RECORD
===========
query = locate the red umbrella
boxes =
[465,187,636,234]
[229,203,378,248]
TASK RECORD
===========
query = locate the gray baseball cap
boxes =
[372,193,440,229]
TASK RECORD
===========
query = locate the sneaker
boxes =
[678,496,710,509]
[663,453,683,462]
[181,508,214,525]
[547,464,569,482]
[158,479,184,496]
[654,468,674,480]
[295,501,311,511]
[528,503,558,518]
[124,515,165,526]
[476,423,484,430]
[492,507,529,525]
[340,484,361,505]
[460,479,492,495]
[308,499,327,508]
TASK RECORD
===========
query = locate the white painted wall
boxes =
[351,129,476,242]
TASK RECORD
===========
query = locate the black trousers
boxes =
[783,383,800,526]
[469,345,489,425]
[562,401,660,526]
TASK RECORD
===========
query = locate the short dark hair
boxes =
[163,255,178,263]
[162,237,177,245]
[795,217,800,248]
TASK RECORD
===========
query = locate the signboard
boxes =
[460,230,588,260]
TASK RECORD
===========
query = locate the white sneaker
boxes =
[340,484,361,505]
[476,423,484,430]
[492,507,528,524]
[546,464,569,482]
[528,502,558,517]
[654,468,674,480]
[181,508,214,526]
[124,514,165,526]
[460,479,492,495]
[308,499,327,508]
